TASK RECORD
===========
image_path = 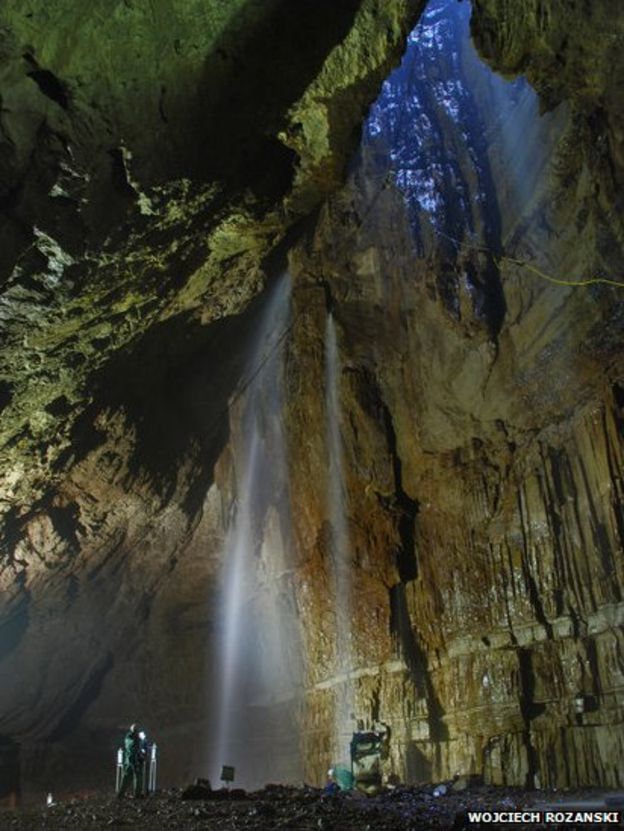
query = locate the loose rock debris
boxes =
[2,784,623,830]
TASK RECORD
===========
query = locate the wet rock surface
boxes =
[289,0,624,789]
[3,785,623,830]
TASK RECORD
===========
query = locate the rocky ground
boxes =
[2,784,623,830]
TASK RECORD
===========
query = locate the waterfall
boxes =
[212,274,300,787]
[324,313,354,763]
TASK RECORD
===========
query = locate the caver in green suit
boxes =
[117,724,142,798]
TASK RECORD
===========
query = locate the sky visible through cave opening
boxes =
[362,0,541,247]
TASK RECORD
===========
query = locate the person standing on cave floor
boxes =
[117,723,143,799]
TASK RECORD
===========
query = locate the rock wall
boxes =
[471,0,624,252]
[287,183,624,788]
[282,0,624,787]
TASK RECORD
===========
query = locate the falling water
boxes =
[324,313,354,762]
[212,274,301,787]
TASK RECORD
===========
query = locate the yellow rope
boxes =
[435,230,624,289]
[495,256,624,289]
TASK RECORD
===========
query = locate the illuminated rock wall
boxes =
[285,0,624,787]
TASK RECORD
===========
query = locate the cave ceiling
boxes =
[0,0,428,516]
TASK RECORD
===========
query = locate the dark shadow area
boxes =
[47,504,84,555]
[23,53,70,110]
[0,381,13,413]
[47,652,114,742]
[189,0,363,196]
[75,266,291,516]
[576,452,623,604]
[405,740,432,783]
[108,148,140,200]
[612,381,624,411]
[26,68,69,110]
[0,737,20,805]
[386,425,420,582]
[348,365,419,580]
[517,647,543,787]
[0,508,28,566]
[80,312,249,503]
[0,592,30,664]
[44,395,71,418]
[389,583,448,741]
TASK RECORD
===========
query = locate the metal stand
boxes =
[115,748,123,793]
[148,743,157,793]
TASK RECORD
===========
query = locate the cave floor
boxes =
[3,785,623,830]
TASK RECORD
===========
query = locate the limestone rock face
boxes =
[471,0,624,253]
[286,0,624,788]
[1,0,624,798]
